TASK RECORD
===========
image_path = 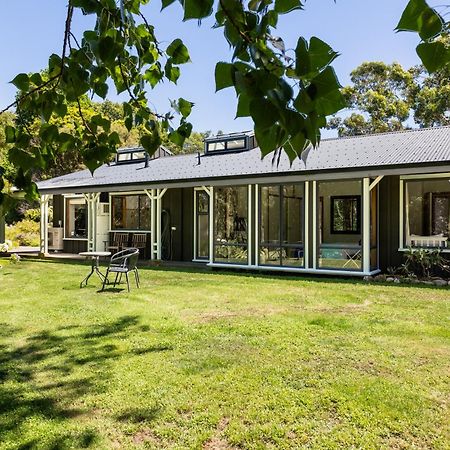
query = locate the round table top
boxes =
[79,251,111,257]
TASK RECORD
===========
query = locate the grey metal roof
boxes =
[37,126,450,193]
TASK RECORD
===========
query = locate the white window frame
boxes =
[193,186,211,262]
[254,182,308,270]
[399,173,450,252]
[63,194,88,241]
[209,184,251,266]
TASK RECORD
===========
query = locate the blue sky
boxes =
[0,0,442,137]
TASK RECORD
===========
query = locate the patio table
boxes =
[79,251,111,288]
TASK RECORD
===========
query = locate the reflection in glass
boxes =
[318,180,362,271]
[214,186,248,264]
[112,195,151,230]
[65,198,87,238]
[196,190,209,259]
[259,184,304,267]
[405,178,450,248]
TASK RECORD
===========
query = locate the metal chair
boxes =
[107,232,129,253]
[101,248,140,292]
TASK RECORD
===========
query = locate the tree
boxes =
[328,60,449,136]
[329,62,414,136]
[0,0,448,204]
[408,65,450,128]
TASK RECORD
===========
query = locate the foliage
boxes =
[408,62,450,128]
[395,0,449,73]
[5,219,40,247]
[329,60,450,136]
[0,112,16,181]
[0,241,9,253]
[0,0,448,204]
[161,130,211,154]
[401,247,450,279]
[9,253,21,264]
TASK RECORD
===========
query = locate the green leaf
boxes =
[141,131,161,156]
[183,0,214,20]
[249,98,279,130]
[178,98,193,118]
[169,122,193,146]
[416,41,450,73]
[161,0,177,9]
[309,37,339,73]
[275,0,302,14]
[98,36,117,64]
[94,82,108,99]
[10,73,29,91]
[295,37,339,79]
[144,65,163,88]
[395,0,443,40]
[166,39,191,64]
[4,126,16,144]
[255,124,286,157]
[165,61,180,83]
[236,94,250,117]
[215,62,236,91]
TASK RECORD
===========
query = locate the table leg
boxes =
[80,259,96,287]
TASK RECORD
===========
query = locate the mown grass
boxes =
[0,258,449,449]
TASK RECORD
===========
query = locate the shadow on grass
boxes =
[0,315,167,447]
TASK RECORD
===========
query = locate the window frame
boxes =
[258,183,305,268]
[213,185,249,265]
[330,195,361,235]
[400,175,450,251]
[63,196,88,240]
[206,136,248,154]
[110,194,151,231]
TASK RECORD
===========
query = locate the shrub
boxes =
[9,254,20,264]
[402,248,450,279]
[5,220,40,247]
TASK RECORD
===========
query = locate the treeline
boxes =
[328,61,449,136]
[0,98,210,182]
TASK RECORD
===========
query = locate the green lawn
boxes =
[0,259,449,449]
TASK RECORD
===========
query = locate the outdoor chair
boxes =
[101,248,140,292]
[107,232,129,253]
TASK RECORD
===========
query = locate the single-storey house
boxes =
[36,126,450,276]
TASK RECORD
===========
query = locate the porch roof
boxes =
[37,126,450,194]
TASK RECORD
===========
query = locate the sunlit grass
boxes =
[0,258,449,449]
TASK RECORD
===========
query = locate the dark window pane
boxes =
[331,196,361,233]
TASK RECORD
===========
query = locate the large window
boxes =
[65,197,87,238]
[111,194,151,230]
[318,180,362,271]
[214,186,248,264]
[259,184,304,267]
[404,178,450,249]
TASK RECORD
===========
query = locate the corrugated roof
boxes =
[37,126,450,193]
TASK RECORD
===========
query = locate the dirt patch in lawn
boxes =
[194,306,286,323]
[203,417,235,450]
